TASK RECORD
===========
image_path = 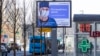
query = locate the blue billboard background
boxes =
[49,5,69,18]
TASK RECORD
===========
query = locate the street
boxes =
[7,50,73,56]
[7,50,100,56]
[7,51,31,56]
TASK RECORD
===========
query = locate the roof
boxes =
[73,14,100,22]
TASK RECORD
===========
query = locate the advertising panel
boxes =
[36,1,71,28]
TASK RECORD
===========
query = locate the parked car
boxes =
[0,44,8,56]
[8,43,21,52]
[58,43,65,50]
[0,43,10,53]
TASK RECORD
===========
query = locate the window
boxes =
[31,39,41,43]
[80,24,91,32]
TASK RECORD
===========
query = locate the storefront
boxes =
[73,14,100,56]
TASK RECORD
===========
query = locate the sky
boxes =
[72,0,100,14]
[18,0,33,24]
[18,0,100,24]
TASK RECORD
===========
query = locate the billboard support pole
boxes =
[51,28,58,56]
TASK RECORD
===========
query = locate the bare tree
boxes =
[2,0,23,33]
[2,0,24,56]
[1,0,35,56]
[0,0,3,53]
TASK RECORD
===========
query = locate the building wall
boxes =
[2,0,23,43]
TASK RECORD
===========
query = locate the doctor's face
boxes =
[39,7,49,21]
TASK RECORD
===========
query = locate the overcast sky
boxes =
[73,0,100,14]
[18,0,100,24]
[17,0,33,24]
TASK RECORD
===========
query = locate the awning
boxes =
[73,14,100,22]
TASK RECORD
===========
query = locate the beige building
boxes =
[1,0,23,44]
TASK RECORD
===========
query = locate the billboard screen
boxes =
[36,1,71,28]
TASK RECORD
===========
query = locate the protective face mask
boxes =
[40,10,49,17]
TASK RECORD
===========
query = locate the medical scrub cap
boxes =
[39,2,49,8]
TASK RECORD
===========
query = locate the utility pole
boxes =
[23,0,26,56]
[0,0,2,56]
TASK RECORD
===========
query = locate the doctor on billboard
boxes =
[37,2,57,27]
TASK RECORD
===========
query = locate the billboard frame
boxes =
[36,1,72,28]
